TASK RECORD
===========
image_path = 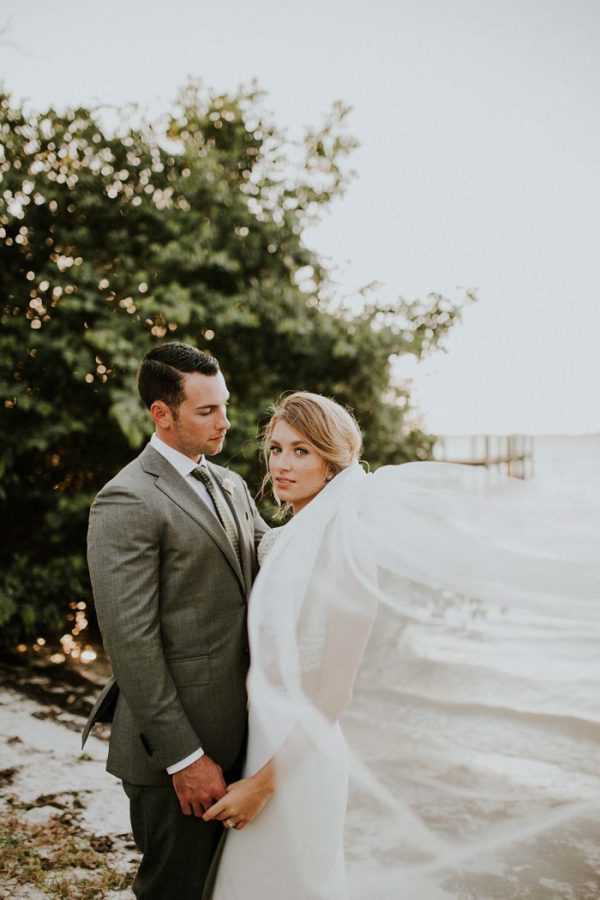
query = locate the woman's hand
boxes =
[202,762,275,830]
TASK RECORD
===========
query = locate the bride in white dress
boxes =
[204,392,600,899]
[205,393,364,899]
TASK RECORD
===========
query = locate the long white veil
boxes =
[246,461,600,898]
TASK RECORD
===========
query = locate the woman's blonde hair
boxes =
[261,392,362,505]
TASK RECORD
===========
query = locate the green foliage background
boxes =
[0,82,469,643]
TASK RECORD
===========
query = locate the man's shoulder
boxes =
[97,457,140,491]
[94,445,159,501]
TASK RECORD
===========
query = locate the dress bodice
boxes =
[257,527,283,565]
[255,524,324,672]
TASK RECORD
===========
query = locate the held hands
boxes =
[171,754,226,817]
[202,761,275,830]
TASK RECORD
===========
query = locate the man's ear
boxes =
[150,400,173,432]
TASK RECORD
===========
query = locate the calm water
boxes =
[534,434,600,499]
[435,433,600,499]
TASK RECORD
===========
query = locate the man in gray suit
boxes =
[83,342,268,899]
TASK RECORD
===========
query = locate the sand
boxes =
[0,677,137,899]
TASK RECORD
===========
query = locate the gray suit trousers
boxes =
[123,745,244,900]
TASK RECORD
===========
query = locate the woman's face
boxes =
[268,420,330,514]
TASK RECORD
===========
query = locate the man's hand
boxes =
[171,755,226,817]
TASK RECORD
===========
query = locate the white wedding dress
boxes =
[209,462,600,900]
[210,525,351,899]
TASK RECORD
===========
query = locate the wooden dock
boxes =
[433,434,534,479]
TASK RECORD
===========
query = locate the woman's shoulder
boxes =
[257,526,286,564]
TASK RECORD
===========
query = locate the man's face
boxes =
[152,371,231,460]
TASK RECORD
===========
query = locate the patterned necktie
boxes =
[190,466,241,564]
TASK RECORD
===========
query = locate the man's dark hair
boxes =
[137,343,220,411]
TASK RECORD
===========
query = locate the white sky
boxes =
[2,0,599,434]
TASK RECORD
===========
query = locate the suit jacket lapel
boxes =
[140,446,245,591]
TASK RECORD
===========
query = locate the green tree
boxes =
[0,82,467,644]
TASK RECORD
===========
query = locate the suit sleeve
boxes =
[87,482,202,771]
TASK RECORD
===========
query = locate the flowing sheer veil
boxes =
[247,461,600,898]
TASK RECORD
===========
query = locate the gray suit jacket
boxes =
[83,444,268,786]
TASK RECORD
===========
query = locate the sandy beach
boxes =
[0,659,138,899]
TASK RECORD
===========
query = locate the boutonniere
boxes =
[220,474,235,495]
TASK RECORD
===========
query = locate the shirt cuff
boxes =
[166,747,205,774]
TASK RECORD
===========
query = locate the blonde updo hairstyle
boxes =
[261,392,363,507]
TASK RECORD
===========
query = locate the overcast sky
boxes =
[2,0,599,434]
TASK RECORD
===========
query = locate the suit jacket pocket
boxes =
[93,676,119,722]
[81,676,119,749]
[167,655,211,686]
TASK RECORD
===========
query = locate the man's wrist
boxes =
[166,747,205,775]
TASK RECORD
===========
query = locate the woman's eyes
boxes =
[269,446,309,456]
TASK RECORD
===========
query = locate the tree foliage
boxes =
[0,82,468,643]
